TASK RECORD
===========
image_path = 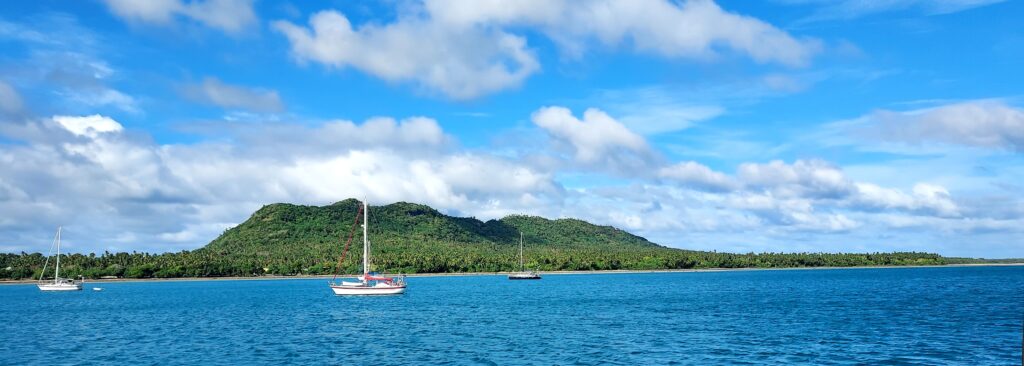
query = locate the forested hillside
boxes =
[1,199,953,279]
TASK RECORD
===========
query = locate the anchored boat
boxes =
[37,227,83,291]
[508,232,541,280]
[329,200,406,295]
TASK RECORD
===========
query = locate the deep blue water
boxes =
[2,266,1022,365]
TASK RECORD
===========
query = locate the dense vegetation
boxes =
[0,199,973,280]
[942,257,1024,264]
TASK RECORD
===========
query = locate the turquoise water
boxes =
[2,266,1022,365]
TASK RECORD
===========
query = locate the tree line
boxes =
[0,200,958,280]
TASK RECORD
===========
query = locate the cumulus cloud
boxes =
[182,78,284,113]
[531,106,656,173]
[273,0,818,99]
[2,108,1018,257]
[734,159,961,217]
[866,100,1024,152]
[273,10,539,100]
[102,0,257,34]
[729,192,860,232]
[53,114,124,137]
[657,161,736,192]
[425,0,819,65]
[0,113,560,253]
[633,158,964,235]
[521,107,972,238]
[738,159,853,199]
[851,182,959,217]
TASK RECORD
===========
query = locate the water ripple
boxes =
[1,266,1022,365]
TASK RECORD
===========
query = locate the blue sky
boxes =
[0,0,1022,257]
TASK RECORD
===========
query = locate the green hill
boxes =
[194,199,944,275]
[198,199,671,274]
[0,199,951,279]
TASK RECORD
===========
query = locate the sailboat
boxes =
[329,200,406,295]
[37,227,83,291]
[508,232,541,280]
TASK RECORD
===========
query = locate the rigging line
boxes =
[38,228,58,282]
[332,204,363,282]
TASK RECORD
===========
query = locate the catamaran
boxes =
[37,227,83,291]
[329,200,406,295]
[508,232,541,280]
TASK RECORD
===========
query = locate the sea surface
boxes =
[2,266,1022,365]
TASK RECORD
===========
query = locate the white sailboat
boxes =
[37,227,83,291]
[329,200,406,295]
[508,232,541,280]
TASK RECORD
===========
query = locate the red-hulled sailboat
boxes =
[329,200,406,295]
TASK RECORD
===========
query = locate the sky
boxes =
[0,0,1022,258]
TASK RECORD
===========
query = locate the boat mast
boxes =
[362,199,369,278]
[519,232,524,271]
[54,226,62,281]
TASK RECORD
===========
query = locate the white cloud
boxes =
[730,159,963,220]
[182,77,284,113]
[273,10,539,100]
[425,0,819,65]
[53,114,124,137]
[727,191,860,232]
[102,0,257,34]
[850,182,959,217]
[531,106,656,173]
[3,110,1021,257]
[0,114,560,253]
[658,161,736,192]
[909,183,959,216]
[273,0,819,99]
[738,159,853,199]
[102,0,182,24]
[867,100,1024,152]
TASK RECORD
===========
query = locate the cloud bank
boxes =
[273,0,820,99]
[7,104,1018,257]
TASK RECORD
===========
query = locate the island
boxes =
[0,199,1015,280]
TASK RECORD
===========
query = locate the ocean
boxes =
[2,266,1022,365]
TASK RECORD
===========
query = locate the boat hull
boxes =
[37,283,83,291]
[330,285,406,295]
[508,273,542,280]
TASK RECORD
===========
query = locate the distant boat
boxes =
[509,232,541,280]
[329,200,406,295]
[37,227,83,292]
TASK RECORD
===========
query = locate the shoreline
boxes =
[2,262,1021,285]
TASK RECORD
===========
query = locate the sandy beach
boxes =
[3,262,1021,285]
